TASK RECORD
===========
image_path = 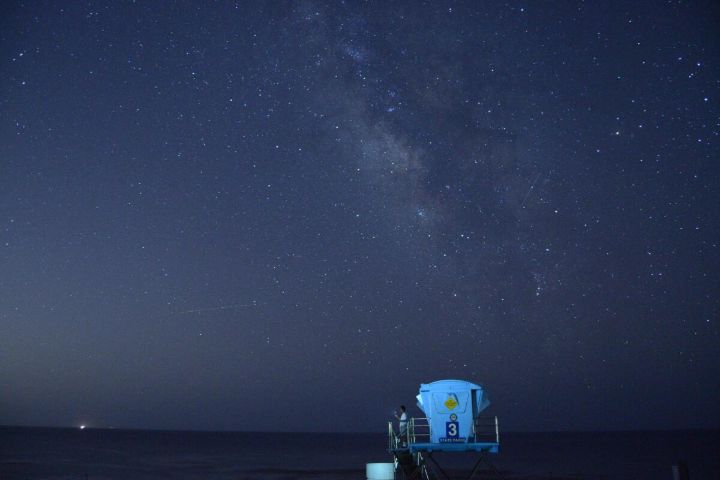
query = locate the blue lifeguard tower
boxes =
[388,380,502,479]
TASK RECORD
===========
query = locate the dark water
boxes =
[1,427,718,479]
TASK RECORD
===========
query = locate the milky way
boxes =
[1,1,718,432]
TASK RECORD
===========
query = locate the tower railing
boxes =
[473,416,500,443]
[408,417,431,444]
[388,417,430,449]
[390,416,500,450]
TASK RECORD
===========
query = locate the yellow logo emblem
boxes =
[444,395,458,410]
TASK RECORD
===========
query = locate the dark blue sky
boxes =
[1,1,718,432]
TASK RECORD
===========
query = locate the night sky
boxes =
[1,1,718,433]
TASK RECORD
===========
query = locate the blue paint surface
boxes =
[413,379,498,453]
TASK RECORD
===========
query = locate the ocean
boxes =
[0,427,717,479]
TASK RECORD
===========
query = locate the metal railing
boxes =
[473,416,500,443]
[390,416,500,449]
[408,417,430,444]
[389,417,430,449]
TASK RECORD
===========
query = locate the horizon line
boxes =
[1,424,718,435]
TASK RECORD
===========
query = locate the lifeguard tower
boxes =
[388,380,502,480]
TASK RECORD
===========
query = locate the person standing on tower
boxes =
[394,405,408,445]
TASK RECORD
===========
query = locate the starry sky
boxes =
[1,1,718,433]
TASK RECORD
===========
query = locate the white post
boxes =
[494,416,499,443]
